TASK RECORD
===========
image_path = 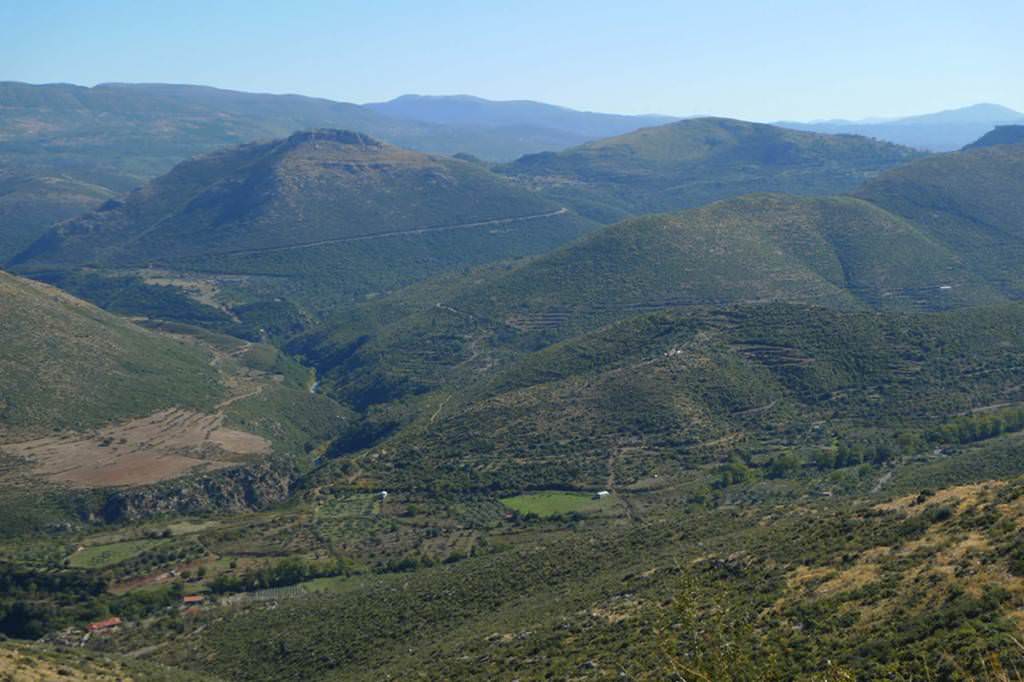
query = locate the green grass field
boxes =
[500,491,610,517]
[298,575,362,595]
[68,538,164,568]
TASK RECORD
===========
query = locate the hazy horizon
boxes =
[3,0,1022,122]
[5,78,1024,124]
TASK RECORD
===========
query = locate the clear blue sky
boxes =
[3,0,1022,121]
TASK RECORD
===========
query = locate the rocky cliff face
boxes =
[101,462,299,522]
[282,128,383,149]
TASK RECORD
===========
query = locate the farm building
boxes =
[182,595,205,605]
[593,490,611,499]
[87,617,122,632]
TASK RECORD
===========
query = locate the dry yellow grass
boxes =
[777,479,1024,645]
[874,481,1000,514]
[0,643,136,681]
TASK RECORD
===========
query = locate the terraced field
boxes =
[3,408,269,487]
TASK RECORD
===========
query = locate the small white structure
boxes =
[593,490,611,500]
[379,490,388,499]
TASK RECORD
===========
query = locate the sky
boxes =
[3,0,1022,121]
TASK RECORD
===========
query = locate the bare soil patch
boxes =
[2,407,269,488]
[0,324,283,488]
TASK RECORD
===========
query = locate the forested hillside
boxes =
[498,117,923,221]
[293,143,1024,426]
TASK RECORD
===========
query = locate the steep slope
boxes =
[10,130,595,306]
[963,124,1024,149]
[0,81,400,261]
[367,94,676,137]
[0,172,115,260]
[856,144,1024,297]
[0,270,222,437]
[498,117,923,221]
[780,103,1024,151]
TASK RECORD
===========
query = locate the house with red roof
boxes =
[87,617,122,632]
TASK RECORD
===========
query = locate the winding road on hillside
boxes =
[210,208,570,258]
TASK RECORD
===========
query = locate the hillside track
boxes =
[207,208,569,258]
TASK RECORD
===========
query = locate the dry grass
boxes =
[0,643,135,681]
[874,481,1000,514]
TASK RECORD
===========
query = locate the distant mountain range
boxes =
[1,81,1019,261]
[0,82,673,260]
[778,103,1024,151]
[366,94,675,138]
[0,81,673,179]
[3,81,1022,306]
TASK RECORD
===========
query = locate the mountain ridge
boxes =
[497,116,925,220]
[366,93,677,138]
